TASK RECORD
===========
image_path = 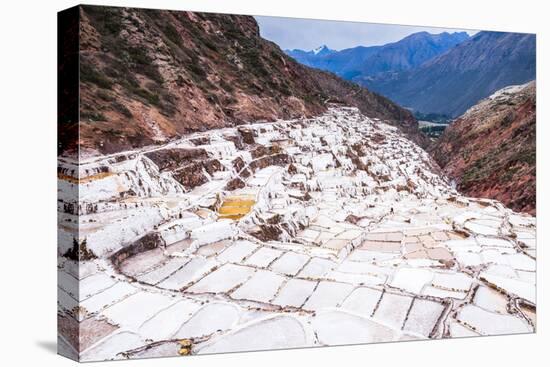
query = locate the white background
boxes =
[0,0,546,365]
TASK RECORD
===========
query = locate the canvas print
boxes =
[57,5,536,362]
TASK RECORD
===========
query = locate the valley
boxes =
[57,6,537,362]
[58,107,536,360]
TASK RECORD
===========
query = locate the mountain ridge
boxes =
[359,31,536,117]
[73,6,420,156]
[431,81,536,214]
[285,31,469,80]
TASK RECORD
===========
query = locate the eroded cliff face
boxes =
[74,6,419,157]
[431,82,535,215]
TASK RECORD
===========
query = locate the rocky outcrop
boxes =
[144,148,208,171]
[144,148,223,190]
[431,82,536,214]
[74,5,419,156]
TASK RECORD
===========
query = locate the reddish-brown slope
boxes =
[72,6,420,156]
[431,82,536,214]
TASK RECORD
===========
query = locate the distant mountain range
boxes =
[286,31,536,117]
[286,45,336,61]
[286,31,469,80]
[361,31,536,117]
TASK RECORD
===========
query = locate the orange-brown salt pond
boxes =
[218,195,255,220]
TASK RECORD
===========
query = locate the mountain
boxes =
[287,45,380,79]
[311,45,334,56]
[356,31,470,77]
[69,6,418,156]
[285,45,337,71]
[285,31,469,80]
[431,82,535,214]
[286,44,335,59]
[360,31,536,117]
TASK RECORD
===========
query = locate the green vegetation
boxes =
[420,125,447,137]
[512,148,536,165]
[219,78,235,93]
[414,111,451,124]
[80,111,107,122]
[83,6,171,114]
[83,6,123,36]
[104,128,125,137]
[240,47,269,78]
[462,158,492,186]
[112,102,133,118]
[133,87,160,106]
[123,46,163,84]
[80,62,113,89]
[96,89,114,101]
[500,165,521,183]
[162,23,182,47]
[188,60,207,79]
[460,144,524,186]
[463,144,534,187]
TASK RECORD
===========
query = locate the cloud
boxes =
[255,16,478,51]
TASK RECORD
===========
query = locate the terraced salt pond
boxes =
[57,107,536,361]
[218,196,256,220]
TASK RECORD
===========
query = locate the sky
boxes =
[255,16,478,51]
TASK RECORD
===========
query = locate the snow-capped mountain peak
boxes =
[312,45,331,55]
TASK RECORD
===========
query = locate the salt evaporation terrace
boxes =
[57,107,536,361]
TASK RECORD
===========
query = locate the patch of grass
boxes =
[80,62,113,89]
[105,128,124,137]
[80,111,107,122]
[124,46,149,66]
[513,148,536,165]
[162,23,182,47]
[419,125,447,138]
[219,78,235,93]
[202,38,218,52]
[124,46,163,84]
[501,165,521,183]
[240,47,269,78]
[96,89,114,101]
[188,61,207,79]
[112,102,133,118]
[134,87,160,106]
[279,82,292,96]
[302,93,319,105]
[461,145,505,185]
[83,6,123,36]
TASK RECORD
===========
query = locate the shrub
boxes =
[112,102,133,118]
[162,23,182,47]
[80,111,107,122]
[80,63,113,89]
[134,88,160,106]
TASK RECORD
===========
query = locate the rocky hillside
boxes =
[362,31,536,117]
[287,32,469,80]
[431,82,535,214]
[73,6,418,156]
